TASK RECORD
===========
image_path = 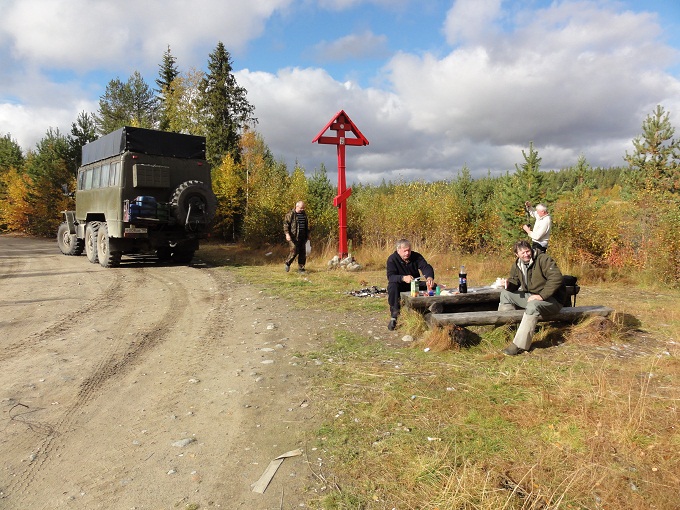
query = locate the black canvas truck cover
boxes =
[81,126,206,165]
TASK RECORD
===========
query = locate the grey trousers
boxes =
[499,289,562,350]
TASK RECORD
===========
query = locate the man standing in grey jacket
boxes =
[499,240,565,355]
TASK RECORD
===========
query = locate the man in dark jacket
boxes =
[283,201,310,273]
[499,240,565,355]
[386,239,435,331]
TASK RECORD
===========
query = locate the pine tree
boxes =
[307,163,336,238]
[95,77,130,135]
[128,71,158,128]
[67,111,97,172]
[497,141,544,247]
[22,129,74,236]
[95,72,158,135]
[199,42,256,167]
[571,154,595,194]
[0,134,25,173]
[624,104,680,194]
[156,45,180,131]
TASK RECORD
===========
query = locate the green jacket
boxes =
[283,208,309,242]
[506,250,566,303]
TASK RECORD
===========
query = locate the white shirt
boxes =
[529,210,551,247]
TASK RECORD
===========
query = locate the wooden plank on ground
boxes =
[428,305,614,327]
[251,448,303,494]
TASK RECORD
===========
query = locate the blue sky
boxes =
[1,0,680,184]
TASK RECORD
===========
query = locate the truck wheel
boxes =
[171,248,195,264]
[57,222,84,256]
[171,180,217,228]
[156,246,172,262]
[85,222,100,264]
[97,223,122,268]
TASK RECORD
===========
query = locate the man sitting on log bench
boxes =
[499,240,566,356]
[386,238,435,331]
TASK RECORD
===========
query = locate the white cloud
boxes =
[313,30,389,62]
[386,1,680,165]
[236,66,399,182]
[444,0,503,45]
[0,0,292,70]
[317,0,409,12]
[238,1,678,183]
[0,0,291,148]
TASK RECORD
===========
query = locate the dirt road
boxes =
[0,235,373,509]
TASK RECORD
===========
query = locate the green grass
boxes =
[199,242,680,510]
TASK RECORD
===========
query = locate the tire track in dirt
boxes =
[3,264,193,504]
[65,264,227,508]
[0,275,125,365]
[75,265,201,403]
[1,238,335,508]
[2,271,139,503]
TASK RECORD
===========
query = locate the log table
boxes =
[401,284,583,322]
[400,286,502,315]
[401,285,581,318]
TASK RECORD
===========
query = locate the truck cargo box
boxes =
[82,126,206,165]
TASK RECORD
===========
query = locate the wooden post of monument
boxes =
[312,110,369,258]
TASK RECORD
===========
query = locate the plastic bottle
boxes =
[458,265,467,293]
[435,285,441,295]
[427,279,434,296]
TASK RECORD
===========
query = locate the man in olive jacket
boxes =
[499,240,566,355]
[283,201,310,273]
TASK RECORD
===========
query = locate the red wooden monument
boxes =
[312,110,369,258]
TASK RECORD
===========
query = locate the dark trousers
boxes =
[285,238,307,268]
[532,242,547,253]
[387,282,410,318]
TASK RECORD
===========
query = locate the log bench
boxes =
[427,305,614,327]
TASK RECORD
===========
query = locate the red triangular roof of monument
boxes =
[312,110,369,145]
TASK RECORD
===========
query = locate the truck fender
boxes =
[62,210,78,235]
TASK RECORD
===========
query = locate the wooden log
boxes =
[427,305,614,327]
[401,287,501,311]
[402,285,581,311]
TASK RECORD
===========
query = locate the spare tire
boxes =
[170,180,217,228]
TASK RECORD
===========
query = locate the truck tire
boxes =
[97,223,122,268]
[171,248,195,264]
[85,222,100,264]
[170,180,216,228]
[156,246,172,262]
[57,222,84,256]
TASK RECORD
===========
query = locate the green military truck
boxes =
[57,126,217,267]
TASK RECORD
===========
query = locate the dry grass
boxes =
[198,242,680,510]
[312,334,680,509]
